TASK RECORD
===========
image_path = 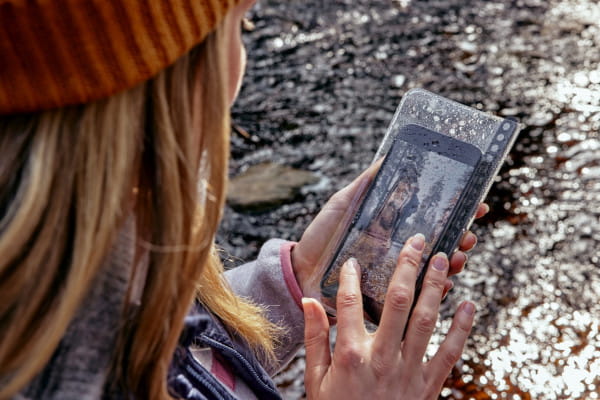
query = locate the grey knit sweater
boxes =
[18,218,135,400]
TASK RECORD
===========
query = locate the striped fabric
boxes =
[0,0,237,114]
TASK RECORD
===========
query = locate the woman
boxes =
[0,0,482,398]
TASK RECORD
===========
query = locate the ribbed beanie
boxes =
[0,0,240,114]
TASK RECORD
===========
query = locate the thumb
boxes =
[331,158,382,207]
[302,297,331,393]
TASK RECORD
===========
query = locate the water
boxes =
[221,0,600,398]
[439,130,600,399]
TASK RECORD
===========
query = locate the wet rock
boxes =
[527,111,555,127]
[227,163,320,212]
[392,74,406,88]
[457,40,478,55]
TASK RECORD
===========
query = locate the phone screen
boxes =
[320,124,482,322]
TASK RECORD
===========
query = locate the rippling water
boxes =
[435,1,600,396]
[441,132,600,399]
[224,0,600,398]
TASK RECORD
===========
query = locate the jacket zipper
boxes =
[200,335,281,399]
[184,360,232,400]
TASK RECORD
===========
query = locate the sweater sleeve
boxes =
[224,239,305,375]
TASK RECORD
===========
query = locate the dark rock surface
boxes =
[217,0,600,398]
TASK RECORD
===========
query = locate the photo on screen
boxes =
[321,124,482,322]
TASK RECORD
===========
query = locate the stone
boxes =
[227,162,320,212]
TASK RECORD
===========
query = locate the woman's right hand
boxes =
[302,234,475,400]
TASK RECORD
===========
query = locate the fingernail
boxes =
[467,232,478,246]
[302,298,314,319]
[454,251,467,267]
[411,233,425,251]
[462,301,475,315]
[346,257,360,276]
[432,253,448,271]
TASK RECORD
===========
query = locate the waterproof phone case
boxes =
[317,89,520,324]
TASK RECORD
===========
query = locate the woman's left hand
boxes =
[291,164,489,296]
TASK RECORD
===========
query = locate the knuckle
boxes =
[423,276,445,292]
[370,353,395,379]
[337,291,361,308]
[304,330,329,349]
[329,189,351,205]
[385,285,413,312]
[441,347,461,369]
[336,344,364,368]
[412,311,437,335]
[398,252,420,269]
[455,317,472,334]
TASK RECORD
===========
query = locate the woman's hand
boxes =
[292,164,489,296]
[302,235,475,400]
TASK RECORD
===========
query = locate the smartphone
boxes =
[320,123,482,323]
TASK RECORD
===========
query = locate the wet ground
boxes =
[217,0,600,398]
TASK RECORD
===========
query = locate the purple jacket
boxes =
[168,239,306,400]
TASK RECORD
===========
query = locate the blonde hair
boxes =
[0,23,279,400]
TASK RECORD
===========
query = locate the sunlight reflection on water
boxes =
[237,0,600,398]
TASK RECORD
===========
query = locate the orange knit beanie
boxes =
[0,0,240,114]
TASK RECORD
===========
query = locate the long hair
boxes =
[0,22,279,400]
